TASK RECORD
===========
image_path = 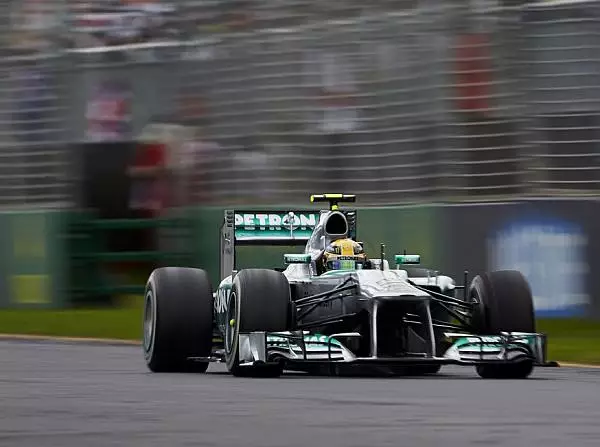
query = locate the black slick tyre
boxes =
[469,270,535,379]
[143,267,214,373]
[225,269,291,377]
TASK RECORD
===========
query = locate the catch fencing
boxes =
[0,0,599,208]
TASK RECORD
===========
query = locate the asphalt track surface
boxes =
[1,340,600,447]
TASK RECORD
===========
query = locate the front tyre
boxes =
[475,361,533,379]
[143,267,214,373]
[470,270,535,379]
[225,269,291,377]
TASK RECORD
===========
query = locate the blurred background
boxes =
[0,0,598,347]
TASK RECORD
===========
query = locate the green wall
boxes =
[356,206,442,269]
[187,205,443,287]
[0,206,443,308]
[0,211,68,308]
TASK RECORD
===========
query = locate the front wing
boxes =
[209,330,557,373]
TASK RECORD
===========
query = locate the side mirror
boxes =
[284,253,311,265]
[395,254,421,265]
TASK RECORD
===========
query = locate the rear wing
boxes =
[220,210,319,280]
[230,210,320,244]
[219,209,356,279]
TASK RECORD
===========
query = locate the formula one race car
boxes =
[142,194,555,378]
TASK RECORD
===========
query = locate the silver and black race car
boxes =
[142,194,556,378]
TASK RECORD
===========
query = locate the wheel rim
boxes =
[225,291,237,355]
[469,288,483,329]
[143,290,155,352]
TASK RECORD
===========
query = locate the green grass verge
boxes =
[0,307,598,364]
[537,319,600,365]
[0,303,144,342]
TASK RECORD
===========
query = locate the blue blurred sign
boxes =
[487,217,589,317]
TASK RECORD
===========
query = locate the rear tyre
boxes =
[225,269,291,377]
[469,270,535,379]
[143,267,214,373]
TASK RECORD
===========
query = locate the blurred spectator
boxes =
[128,125,169,216]
[311,50,360,134]
[454,32,492,115]
[174,92,220,204]
[8,0,59,52]
[310,50,360,191]
[180,128,221,205]
[69,0,178,48]
[222,1,254,31]
[127,117,220,213]
[11,60,53,146]
[231,135,273,203]
[85,79,132,141]
[452,27,522,195]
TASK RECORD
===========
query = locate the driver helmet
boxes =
[322,238,366,271]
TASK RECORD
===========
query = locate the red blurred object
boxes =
[129,142,168,216]
[133,142,166,168]
[454,33,492,113]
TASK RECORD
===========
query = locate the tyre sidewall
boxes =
[143,271,159,365]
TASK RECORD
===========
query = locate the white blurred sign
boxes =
[85,80,132,141]
[488,220,589,317]
[306,50,360,133]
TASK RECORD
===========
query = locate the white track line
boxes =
[1,333,599,368]
[0,333,141,345]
